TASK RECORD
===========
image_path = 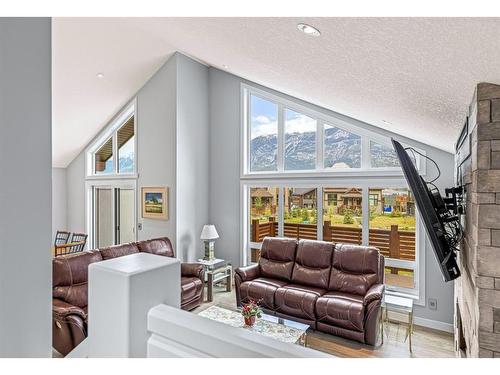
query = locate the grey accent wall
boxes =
[136,54,177,246]
[66,151,86,235]
[0,18,52,357]
[176,54,209,262]
[52,168,67,238]
[208,67,455,326]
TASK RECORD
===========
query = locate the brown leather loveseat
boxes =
[52,237,204,356]
[235,237,384,345]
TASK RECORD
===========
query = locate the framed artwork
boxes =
[141,187,168,220]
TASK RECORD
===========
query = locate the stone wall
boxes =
[455,83,500,357]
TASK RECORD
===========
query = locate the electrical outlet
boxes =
[429,298,438,310]
[138,222,143,231]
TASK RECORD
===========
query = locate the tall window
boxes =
[249,95,278,172]
[88,102,136,177]
[284,109,316,170]
[322,188,362,244]
[369,188,416,290]
[242,85,424,300]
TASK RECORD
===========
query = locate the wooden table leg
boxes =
[207,272,213,302]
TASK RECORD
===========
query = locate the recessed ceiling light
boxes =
[297,23,321,37]
[96,73,104,79]
[382,120,392,125]
[222,64,229,70]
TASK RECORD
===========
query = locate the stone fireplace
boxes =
[455,82,500,357]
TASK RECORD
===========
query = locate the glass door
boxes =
[90,182,136,248]
[116,188,135,244]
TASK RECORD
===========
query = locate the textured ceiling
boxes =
[53,17,500,167]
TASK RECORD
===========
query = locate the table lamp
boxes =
[201,224,219,261]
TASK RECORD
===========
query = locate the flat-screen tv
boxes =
[391,139,461,282]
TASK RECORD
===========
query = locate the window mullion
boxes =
[361,137,371,169]
[316,121,324,171]
[277,104,284,172]
[317,186,323,240]
[278,186,284,237]
[362,187,369,245]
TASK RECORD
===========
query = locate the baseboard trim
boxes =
[413,316,454,333]
[387,311,454,333]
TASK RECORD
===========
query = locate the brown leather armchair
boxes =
[52,237,204,356]
[235,238,385,346]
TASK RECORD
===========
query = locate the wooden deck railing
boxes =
[250,219,415,265]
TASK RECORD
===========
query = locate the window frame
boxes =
[241,180,425,304]
[240,81,428,304]
[86,99,137,179]
[241,84,427,179]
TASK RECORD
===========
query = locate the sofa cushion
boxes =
[259,237,297,282]
[275,284,326,321]
[100,243,139,260]
[181,276,203,303]
[136,237,175,257]
[291,239,333,289]
[53,250,103,308]
[329,244,380,295]
[239,277,288,310]
[316,291,365,332]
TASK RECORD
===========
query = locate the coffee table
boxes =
[198,305,309,345]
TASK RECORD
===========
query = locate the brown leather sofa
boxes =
[52,237,204,356]
[235,237,384,345]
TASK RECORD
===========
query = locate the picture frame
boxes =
[141,187,168,220]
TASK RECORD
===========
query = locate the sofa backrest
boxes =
[291,240,333,289]
[53,250,103,308]
[328,244,381,296]
[136,237,175,258]
[100,242,140,260]
[259,237,297,282]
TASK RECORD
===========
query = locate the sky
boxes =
[250,95,316,139]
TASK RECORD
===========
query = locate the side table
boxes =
[197,258,232,302]
[381,294,414,352]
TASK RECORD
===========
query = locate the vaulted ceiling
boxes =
[53,17,500,167]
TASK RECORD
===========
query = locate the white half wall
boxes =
[52,167,67,239]
[0,18,52,357]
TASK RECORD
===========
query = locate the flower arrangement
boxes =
[241,299,262,326]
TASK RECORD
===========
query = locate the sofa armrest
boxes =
[181,263,204,279]
[235,264,260,282]
[53,298,86,321]
[363,284,385,307]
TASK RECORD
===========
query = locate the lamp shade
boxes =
[200,225,219,240]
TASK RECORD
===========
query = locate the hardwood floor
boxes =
[194,285,455,358]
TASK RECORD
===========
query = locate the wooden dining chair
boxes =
[54,231,70,247]
[70,233,88,252]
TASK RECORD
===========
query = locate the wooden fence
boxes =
[250,219,415,265]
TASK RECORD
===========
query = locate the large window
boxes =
[369,188,416,290]
[243,86,424,175]
[242,85,425,301]
[87,102,136,177]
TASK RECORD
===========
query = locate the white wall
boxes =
[0,18,52,357]
[136,54,177,246]
[176,53,209,262]
[52,168,67,239]
[208,67,455,326]
[66,151,86,235]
